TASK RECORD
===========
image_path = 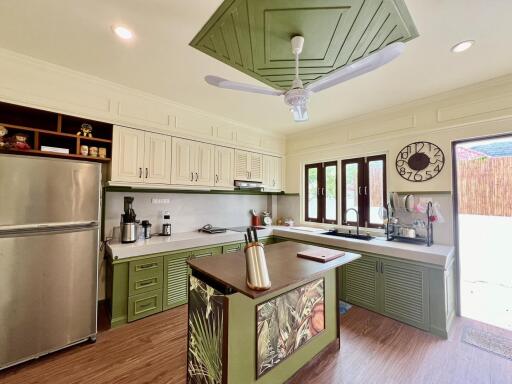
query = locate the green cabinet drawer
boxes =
[380,260,430,331]
[222,242,243,254]
[128,289,163,322]
[128,256,163,296]
[342,254,380,312]
[163,251,191,310]
[191,246,222,259]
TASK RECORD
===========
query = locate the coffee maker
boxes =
[121,196,137,243]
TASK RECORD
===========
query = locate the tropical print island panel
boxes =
[256,278,325,377]
[188,275,225,384]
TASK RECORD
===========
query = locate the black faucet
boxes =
[344,208,360,236]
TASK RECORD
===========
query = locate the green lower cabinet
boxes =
[341,254,380,312]
[128,289,163,322]
[341,254,431,332]
[380,259,430,331]
[163,251,191,310]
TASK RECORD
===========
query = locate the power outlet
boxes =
[151,198,170,204]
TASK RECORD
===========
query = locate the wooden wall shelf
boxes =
[0,101,113,163]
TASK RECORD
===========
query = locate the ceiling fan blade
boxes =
[306,42,405,93]
[291,104,309,122]
[205,75,284,96]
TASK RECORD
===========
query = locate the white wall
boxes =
[285,74,512,231]
[0,47,285,156]
[104,192,269,239]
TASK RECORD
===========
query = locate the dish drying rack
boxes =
[385,201,433,246]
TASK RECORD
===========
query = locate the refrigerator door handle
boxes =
[0,221,98,236]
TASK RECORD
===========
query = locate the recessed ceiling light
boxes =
[112,25,134,40]
[451,40,474,53]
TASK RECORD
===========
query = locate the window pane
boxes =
[307,167,318,219]
[345,163,358,222]
[325,165,337,221]
[369,159,384,225]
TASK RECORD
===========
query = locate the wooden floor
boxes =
[1,305,511,384]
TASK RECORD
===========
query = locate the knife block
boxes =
[244,242,271,291]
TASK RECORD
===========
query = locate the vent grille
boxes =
[383,264,426,325]
[166,254,189,307]
[345,258,377,309]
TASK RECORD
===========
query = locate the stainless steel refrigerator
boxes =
[0,154,100,370]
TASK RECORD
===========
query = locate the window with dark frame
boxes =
[305,161,337,224]
[341,155,387,228]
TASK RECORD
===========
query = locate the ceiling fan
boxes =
[205,36,405,122]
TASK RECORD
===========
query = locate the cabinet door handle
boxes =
[138,302,153,309]
[145,168,149,179]
[381,262,384,274]
[247,171,250,179]
[139,168,143,178]
[273,179,275,186]
[195,172,199,181]
[215,174,219,183]
[364,186,368,195]
[136,262,158,271]
[358,186,362,195]
[190,172,194,182]
[376,261,379,273]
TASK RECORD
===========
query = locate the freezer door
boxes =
[0,155,100,226]
[0,226,98,369]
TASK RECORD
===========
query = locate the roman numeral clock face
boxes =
[396,142,445,182]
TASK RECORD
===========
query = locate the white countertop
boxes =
[107,226,454,268]
[107,228,273,260]
[272,227,454,268]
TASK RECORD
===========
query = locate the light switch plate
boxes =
[151,198,170,204]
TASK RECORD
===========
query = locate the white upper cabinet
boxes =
[144,132,172,184]
[234,150,263,182]
[111,126,171,185]
[111,126,145,183]
[263,155,283,191]
[195,141,215,186]
[214,146,234,188]
[110,126,280,190]
[171,137,214,187]
[171,137,194,185]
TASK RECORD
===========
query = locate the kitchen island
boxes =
[186,241,361,384]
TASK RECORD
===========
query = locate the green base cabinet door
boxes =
[341,254,380,312]
[163,251,191,310]
[380,259,430,331]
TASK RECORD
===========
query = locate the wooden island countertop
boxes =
[187,240,361,299]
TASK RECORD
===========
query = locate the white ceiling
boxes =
[0,0,511,135]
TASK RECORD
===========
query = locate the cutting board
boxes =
[297,248,345,263]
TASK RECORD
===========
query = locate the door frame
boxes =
[451,132,512,316]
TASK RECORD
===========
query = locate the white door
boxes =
[144,133,171,184]
[171,137,194,185]
[215,146,234,188]
[110,126,144,183]
[234,150,249,180]
[195,142,214,186]
[249,152,263,181]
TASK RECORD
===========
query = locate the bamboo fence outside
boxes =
[456,157,512,217]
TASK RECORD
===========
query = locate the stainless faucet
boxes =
[344,208,360,236]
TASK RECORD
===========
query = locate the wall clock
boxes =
[396,141,445,182]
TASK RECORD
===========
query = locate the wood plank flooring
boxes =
[1,305,511,384]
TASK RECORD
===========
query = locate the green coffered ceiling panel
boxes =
[190,0,418,90]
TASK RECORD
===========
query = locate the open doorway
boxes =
[454,135,512,330]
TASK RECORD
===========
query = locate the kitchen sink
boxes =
[322,230,374,241]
